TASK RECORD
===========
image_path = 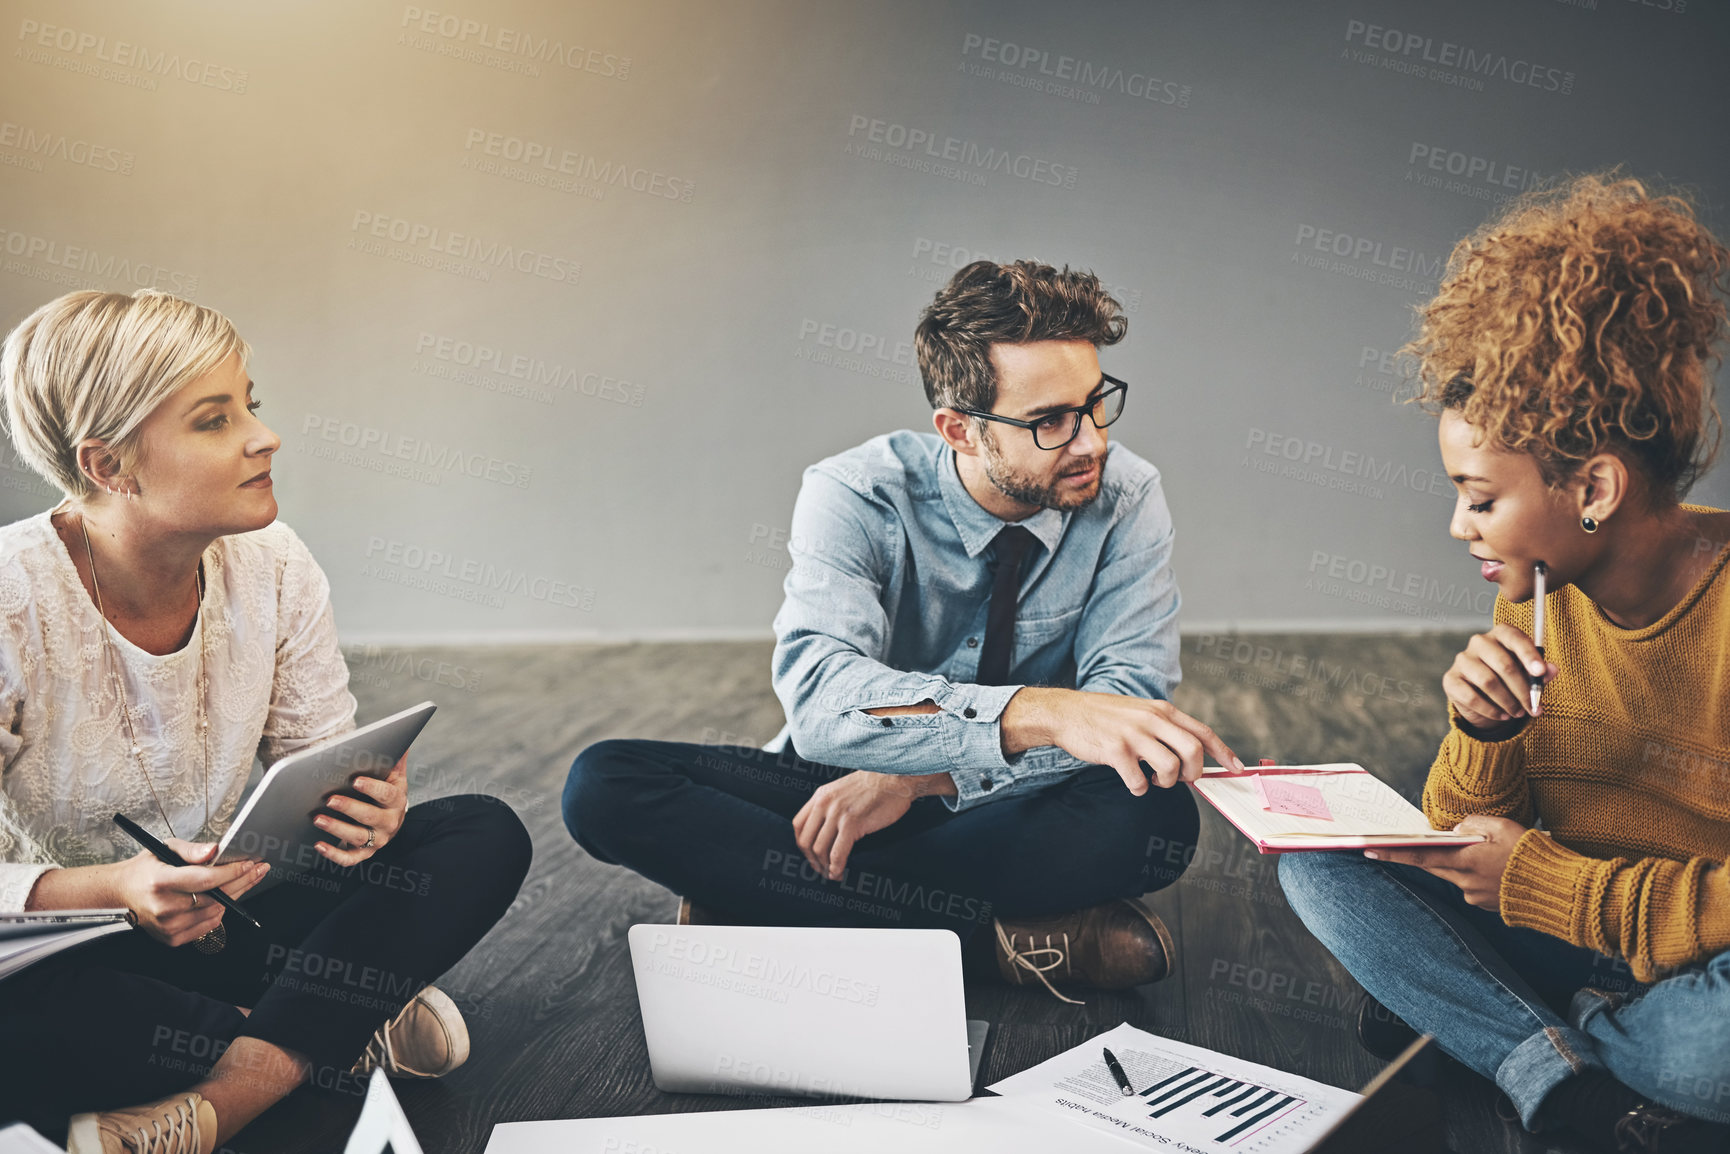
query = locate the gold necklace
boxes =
[79,515,224,952]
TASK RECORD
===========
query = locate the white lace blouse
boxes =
[0,510,358,911]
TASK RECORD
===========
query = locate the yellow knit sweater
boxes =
[1423,526,1730,983]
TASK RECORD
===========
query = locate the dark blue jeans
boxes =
[1280,850,1730,1129]
[563,739,1199,942]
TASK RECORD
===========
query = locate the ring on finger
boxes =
[190,891,200,910]
[363,827,375,850]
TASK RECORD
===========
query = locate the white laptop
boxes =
[627,924,987,1102]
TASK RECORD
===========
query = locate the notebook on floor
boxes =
[0,910,132,983]
[1309,1034,1443,1153]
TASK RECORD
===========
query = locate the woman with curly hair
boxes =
[1280,173,1730,1153]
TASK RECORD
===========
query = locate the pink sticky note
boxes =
[1255,776,1334,821]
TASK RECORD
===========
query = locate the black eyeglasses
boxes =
[958,375,1128,450]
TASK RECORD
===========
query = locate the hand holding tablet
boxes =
[212,702,437,889]
[313,753,410,867]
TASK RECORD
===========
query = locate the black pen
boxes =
[1103,1047,1134,1096]
[112,813,264,931]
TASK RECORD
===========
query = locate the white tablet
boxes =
[214,702,436,890]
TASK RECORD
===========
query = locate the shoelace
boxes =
[355,999,419,1077]
[120,1096,201,1154]
[1613,1103,1689,1152]
[354,993,452,1078]
[995,921,1084,1005]
[355,1022,403,1077]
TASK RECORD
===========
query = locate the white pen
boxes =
[1529,561,1548,715]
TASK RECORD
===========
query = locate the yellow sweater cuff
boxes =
[1499,830,1599,948]
[1425,717,1529,825]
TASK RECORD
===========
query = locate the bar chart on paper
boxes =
[1136,1059,1314,1147]
[988,1023,1361,1153]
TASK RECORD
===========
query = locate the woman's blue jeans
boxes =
[1280,850,1730,1129]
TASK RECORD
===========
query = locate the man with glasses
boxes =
[564,260,1237,998]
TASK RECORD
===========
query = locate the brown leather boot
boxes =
[676,896,719,925]
[1547,1072,1730,1154]
[993,898,1176,1003]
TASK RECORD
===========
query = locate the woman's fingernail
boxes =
[1363,851,1380,860]
[1529,660,1545,675]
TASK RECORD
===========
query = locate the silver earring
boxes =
[1581,515,1598,533]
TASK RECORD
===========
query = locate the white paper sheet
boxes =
[344,1070,424,1154]
[987,1023,1360,1153]
[484,1096,1138,1154]
[0,1123,62,1154]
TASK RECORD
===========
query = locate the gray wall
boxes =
[1,0,1724,642]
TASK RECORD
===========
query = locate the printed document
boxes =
[987,1022,1360,1152]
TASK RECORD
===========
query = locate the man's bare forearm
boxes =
[1000,686,1077,756]
[862,701,941,717]
[904,770,958,797]
[862,684,1235,797]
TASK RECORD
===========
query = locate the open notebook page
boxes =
[1192,764,1484,853]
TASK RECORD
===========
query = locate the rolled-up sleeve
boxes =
[772,470,1021,804]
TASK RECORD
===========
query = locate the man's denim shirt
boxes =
[770,430,1182,813]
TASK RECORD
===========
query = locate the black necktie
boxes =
[977,525,1039,686]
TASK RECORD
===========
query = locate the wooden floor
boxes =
[227,635,1587,1154]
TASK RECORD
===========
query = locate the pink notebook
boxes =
[1190,763,1486,854]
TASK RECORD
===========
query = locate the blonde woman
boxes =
[0,290,531,1153]
[1280,176,1730,1153]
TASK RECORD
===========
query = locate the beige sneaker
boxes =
[351,985,471,1078]
[66,1092,216,1154]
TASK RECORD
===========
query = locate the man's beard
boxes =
[980,430,1109,511]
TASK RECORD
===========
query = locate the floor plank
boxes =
[203,635,1589,1153]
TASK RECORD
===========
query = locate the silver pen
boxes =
[1529,561,1548,715]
